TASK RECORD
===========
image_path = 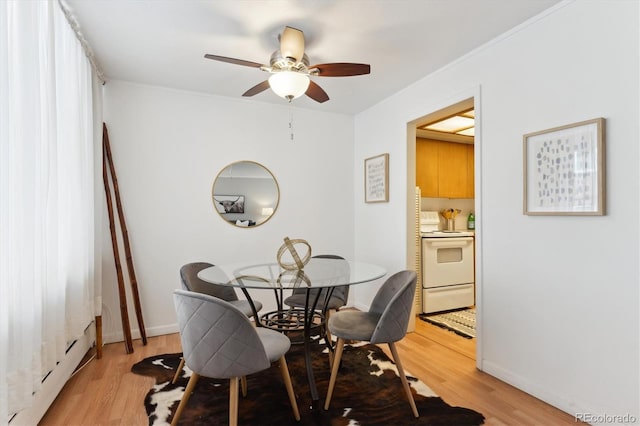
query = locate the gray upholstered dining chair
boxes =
[171,289,300,426]
[283,255,349,347]
[323,270,419,418]
[172,262,263,384]
[179,262,263,315]
[283,255,349,313]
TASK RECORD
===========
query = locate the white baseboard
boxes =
[102,323,179,345]
[482,360,588,421]
[9,329,93,426]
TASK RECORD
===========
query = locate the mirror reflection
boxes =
[212,161,279,228]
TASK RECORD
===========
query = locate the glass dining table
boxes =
[197,257,386,406]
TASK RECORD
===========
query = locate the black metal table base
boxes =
[260,309,323,334]
[239,286,338,405]
[261,308,326,403]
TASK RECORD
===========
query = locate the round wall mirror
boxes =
[212,161,279,228]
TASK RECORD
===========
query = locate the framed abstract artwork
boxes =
[523,118,605,215]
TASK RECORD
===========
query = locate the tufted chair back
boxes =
[369,270,417,344]
[179,262,238,302]
[173,289,270,378]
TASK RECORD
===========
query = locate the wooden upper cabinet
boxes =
[437,141,468,198]
[416,138,474,199]
[466,143,475,198]
[416,138,438,197]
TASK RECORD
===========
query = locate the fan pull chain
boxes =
[289,109,294,141]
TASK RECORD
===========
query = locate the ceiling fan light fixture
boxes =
[204,26,369,104]
[268,71,310,102]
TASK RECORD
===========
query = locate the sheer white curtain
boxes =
[0,0,97,421]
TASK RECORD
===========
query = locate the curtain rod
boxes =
[57,0,106,85]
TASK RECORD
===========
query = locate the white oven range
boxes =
[421,230,475,314]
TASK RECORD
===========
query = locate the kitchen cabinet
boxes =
[466,143,474,198]
[416,138,439,197]
[416,138,474,198]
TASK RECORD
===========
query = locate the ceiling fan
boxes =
[204,26,370,103]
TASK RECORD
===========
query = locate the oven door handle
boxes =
[425,238,473,248]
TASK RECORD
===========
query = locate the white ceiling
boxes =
[64,0,560,115]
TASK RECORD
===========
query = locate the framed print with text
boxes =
[365,153,389,203]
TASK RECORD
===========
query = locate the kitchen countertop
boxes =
[421,230,475,237]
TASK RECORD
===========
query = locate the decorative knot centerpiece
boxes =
[276,236,311,270]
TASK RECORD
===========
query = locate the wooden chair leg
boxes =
[324,310,335,369]
[241,376,247,397]
[327,347,334,370]
[388,342,419,418]
[171,372,200,426]
[323,337,345,410]
[229,377,239,426]
[172,358,185,384]
[324,309,334,344]
[278,356,301,421]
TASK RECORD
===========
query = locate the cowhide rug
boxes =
[132,337,485,425]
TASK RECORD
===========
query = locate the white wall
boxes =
[354,0,639,421]
[100,81,356,341]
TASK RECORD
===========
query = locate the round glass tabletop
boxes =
[197,258,386,289]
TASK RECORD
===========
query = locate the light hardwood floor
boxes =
[414,314,476,359]
[39,320,579,425]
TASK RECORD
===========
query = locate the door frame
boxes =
[406,86,483,370]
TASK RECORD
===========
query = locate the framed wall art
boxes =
[213,194,245,214]
[523,118,605,215]
[364,153,389,203]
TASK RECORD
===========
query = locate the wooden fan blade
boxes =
[305,81,329,103]
[280,26,304,62]
[204,54,263,68]
[242,80,270,97]
[311,63,371,77]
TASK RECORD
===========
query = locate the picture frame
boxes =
[213,194,245,214]
[523,118,605,215]
[364,153,389,203]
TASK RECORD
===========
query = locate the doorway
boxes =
[407,92,481,363]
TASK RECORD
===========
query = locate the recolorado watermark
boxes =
[575,413,638,424]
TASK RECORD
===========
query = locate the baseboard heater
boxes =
[9,322,95,425]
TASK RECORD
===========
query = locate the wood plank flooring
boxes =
[414,314,476,359]
[39,320,579,425]
[406,319,580,425]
